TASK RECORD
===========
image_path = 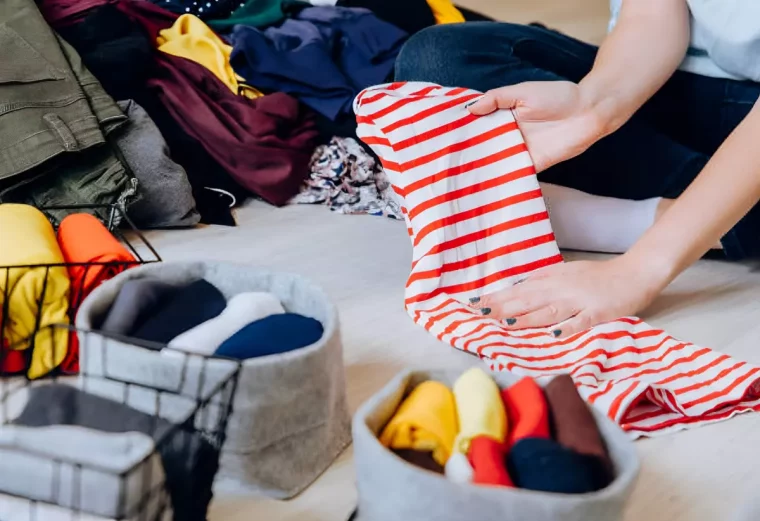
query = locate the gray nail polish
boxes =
[553,329,562,337]
[464,100,478,108]
[505,318,517,326]
[481,307,492,316]
[469,297,480,304]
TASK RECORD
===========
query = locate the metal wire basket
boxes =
[0,203,161,377]
[0,325,241,521]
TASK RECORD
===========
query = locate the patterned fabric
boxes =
[354,81,760,438]
[293,137,403,219]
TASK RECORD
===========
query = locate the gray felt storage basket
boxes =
[352,369,640,521]
[76,260,352,499]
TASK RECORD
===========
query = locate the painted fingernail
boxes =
[505,318,517,326]
[469,297,480,304]
[552,329,562,337]
[514,278,526,285]
[481,307,492,316]
[464,99,479,108]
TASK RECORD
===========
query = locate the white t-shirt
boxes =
[609,0,760,83]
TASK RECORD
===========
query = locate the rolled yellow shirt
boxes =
[379,380,458,466]
[0,204,70,379]
[452,367,507,454]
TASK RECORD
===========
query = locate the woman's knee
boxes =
[394,23,493,85]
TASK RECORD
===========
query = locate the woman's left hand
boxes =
[469,256,667,338]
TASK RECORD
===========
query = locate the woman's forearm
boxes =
[626,101,760,287]
[580,0,690,138]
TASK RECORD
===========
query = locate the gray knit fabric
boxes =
[352,369,640,521]
[77,261,351,499]
[113,100,199,229]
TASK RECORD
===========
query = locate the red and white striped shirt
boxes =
[354,81,760,438]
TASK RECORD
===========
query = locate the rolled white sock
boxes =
[444,452,474,484]
[540,182,661,254]
[166,292,285,355]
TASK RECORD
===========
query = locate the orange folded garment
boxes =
[57,213,137,372]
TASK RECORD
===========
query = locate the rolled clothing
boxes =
[507,437,613,493]
[545,374,614,481]
[168,292,284,355]
[379,380,457,467]
[58,213,137,309]
[0,204,70,380]
[444,452,473,484]
[113,100,199,229]
[131,279,227,344]
[451,368,506,454]
[501,377,550,449]
[213,313,324,359]
[14,384,218,521]
[467,435,513,487]
[0,426,164,520]
[99,279,177,336]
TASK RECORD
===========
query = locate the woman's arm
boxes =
[471,101,760,337]
[582,0,690,137]
[629,101,760,286]
[469,0,691,172]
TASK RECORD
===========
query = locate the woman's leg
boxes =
[394,23,760,259]
[395,22,709,202]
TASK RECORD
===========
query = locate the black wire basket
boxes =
[0,203,161,378]
[0,325,241,521]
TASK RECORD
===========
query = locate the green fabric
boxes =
[208,0,285,31]
[0,0,133,216]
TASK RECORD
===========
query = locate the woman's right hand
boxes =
[468,81,605,173]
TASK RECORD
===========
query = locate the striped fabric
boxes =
[354,81,760,438]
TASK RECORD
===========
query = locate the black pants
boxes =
[395,22,760,260]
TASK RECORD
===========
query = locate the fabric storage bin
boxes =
[76,260,352,499]
[352,369,640,521]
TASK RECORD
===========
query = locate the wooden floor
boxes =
[139,3,760,520]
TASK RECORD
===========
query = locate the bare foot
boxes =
[656,198,723,250]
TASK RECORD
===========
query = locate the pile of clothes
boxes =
[3,0,478,229]
[0,204,138,379]
[96,278,325,359]
[380,368,615,494]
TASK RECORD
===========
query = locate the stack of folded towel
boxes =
[98,278,324,359]
[379,368,614,494]
[0,204,138,379]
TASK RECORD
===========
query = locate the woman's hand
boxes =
[468,81,604,172]
[469,255,669,338]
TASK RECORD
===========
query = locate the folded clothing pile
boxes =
[0,379,224,521]
[380,367,614,494]
[0,204,137,379]
[97,277,324,359]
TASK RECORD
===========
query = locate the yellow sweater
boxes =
[157,14,263,99]
[427,0,465,24]
[0,204,70,379]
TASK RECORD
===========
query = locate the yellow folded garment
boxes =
[452,367,507,454]
[157,14,263,99]
[0,204,70,379]
[379,380,458,466]
[426,0,465,24]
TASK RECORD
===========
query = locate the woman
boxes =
[394,0,760,338]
